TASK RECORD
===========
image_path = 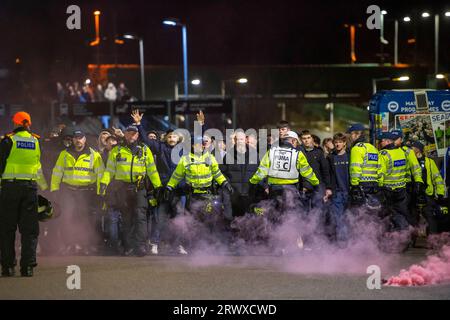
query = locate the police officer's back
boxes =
[347,123,381,207]
[0,112,47,277]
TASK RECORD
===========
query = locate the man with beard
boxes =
[51,129,104,255]
[220,131,260,218]
[100,125,162,257]
[131,109,186,255]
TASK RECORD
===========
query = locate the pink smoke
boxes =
[170,189,409,275]
[386,234,450,286]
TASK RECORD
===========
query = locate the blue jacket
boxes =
[137,125,182,186]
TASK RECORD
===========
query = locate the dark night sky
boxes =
[0,0,449,84]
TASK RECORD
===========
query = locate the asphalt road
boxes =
[1,248,449,300]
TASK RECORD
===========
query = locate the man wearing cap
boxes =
[0,111,47,277]
[391,129,425,224]
[378,131,411,234]
[411,141,445,235]
[50,129,105,255]
[249,131,319,211]
[100,125,162,256]
[166,134,231,209]
[165,134,231,252]
[347,123,381,207]
[131,109,185,255]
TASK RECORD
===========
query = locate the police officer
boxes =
[100,125,162,257]
[165,135,232,252]
[411,141,445,234]
[51,129,105,255]
[391,130,425,225]
[249,131,319,211]
[347,123,381,209]
[378,132,410,231]
[0,112,47,277]
[166,135,231,200]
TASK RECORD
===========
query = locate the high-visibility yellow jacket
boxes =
[418,156,445,196]
[379,146,407,190]
[1,130,47,190]
[51,147,104,192]
[100,143,161,190]
[249,146,319,186]
[167,152,226,193]
[349,142,380,186]
[402,146,424,184]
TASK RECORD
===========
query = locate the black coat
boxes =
[220,145,260,195]
[300,145,332,189]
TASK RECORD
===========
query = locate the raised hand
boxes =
[196,110,205,125]
[111,126,124,138]
[131,109,144,125]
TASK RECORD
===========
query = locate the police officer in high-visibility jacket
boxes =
[249,131,319,211]
[100,125,162,257]
[166,135,232,210]
[411,141,445,234]
[391,130,425,224]
[50,129,105,255]
[165,135,232,253]
[0,112,47,277]
[378,132,411,232]
[347,123,382,209]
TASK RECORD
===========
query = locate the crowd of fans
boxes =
[30,114,450,257]
[56,81,134,104]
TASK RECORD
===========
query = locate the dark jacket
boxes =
[300,145,332,189]
[137,124,180,185]
[327,149,350,193]
[220,145,260,195]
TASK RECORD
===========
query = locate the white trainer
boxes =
[178,245,188,255]
[150,243,159,255]
[296,235,304,250]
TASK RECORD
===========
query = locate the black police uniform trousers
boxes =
[0,180,39,270]
[108,182,148,251]
[411,195,439,234]
[59,186,99,249]
[383,187,410,231]
[269,184,304,219]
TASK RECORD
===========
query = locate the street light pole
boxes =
[277,102,286,121]
[181,25,188,100]
[174,82,179,101]
[163,18,189,126]
[435,14,439,75]
[379,11,388,64]
[326,103,334,136]
[394,19,399,65]
[139,38,146,100]
[372,77,388,95]
[123,33,146,100]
